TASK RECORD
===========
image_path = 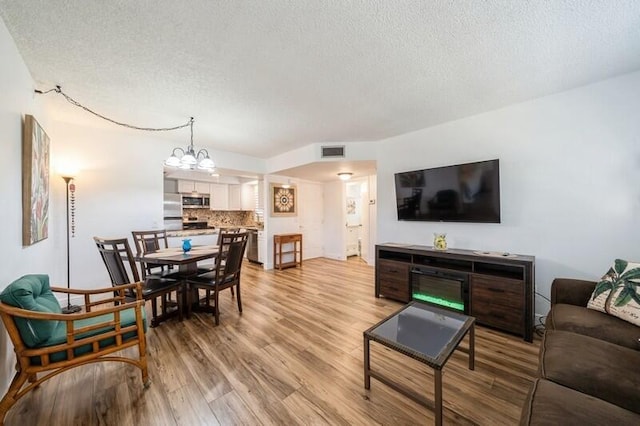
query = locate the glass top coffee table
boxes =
[363,301,475,426]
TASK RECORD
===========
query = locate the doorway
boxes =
[345,177,375,264]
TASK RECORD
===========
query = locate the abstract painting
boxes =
[271,183,297,216]
[22,115,50,246]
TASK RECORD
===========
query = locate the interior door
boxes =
[297,181,324,259]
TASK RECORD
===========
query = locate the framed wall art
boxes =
[270,183,297,217]
[22,114,50,246]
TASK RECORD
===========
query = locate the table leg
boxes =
[364,335,370,389]
[469,323,475,371]
[434,369,442,426]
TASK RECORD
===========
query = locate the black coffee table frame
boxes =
[363,301,475,426]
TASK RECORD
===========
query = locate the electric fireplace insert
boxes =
[411,266,469,314]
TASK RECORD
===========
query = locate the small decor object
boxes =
[182,239,192,253]
[271,183,297,217]
[22,115,50,246]
[587,259,640,326]
[433,233,447,250]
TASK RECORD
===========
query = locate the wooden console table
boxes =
[376,243,536,342]
[273,233,303,270]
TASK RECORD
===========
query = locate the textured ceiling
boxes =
[2,0,640,158]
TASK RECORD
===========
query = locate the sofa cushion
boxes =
[546,303,640,350]
[0,274,62,348]
[587,259,640,326]
[520,379,640,426]
[539,330,640,414]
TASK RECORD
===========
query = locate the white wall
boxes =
[376,71,640,316]
[0,19,61,399]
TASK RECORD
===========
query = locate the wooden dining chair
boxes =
[187,231,249,325]
[196,227,242,279]
[94,236,183,327]
[131,229,174,278]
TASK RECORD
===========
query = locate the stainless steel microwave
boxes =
[182,196,210,208]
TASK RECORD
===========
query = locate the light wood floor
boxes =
[6,257,539,425]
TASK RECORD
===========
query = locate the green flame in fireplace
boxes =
[412,293,464,311]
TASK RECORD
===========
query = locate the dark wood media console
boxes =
[375,243,535,342]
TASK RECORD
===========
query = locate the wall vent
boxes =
[321,145,345,158]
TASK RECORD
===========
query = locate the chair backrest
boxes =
[131,229,169,255]
[131,230,171,278]
[216,227,241,244]
[94,236,140,285]
[215,231,248,283]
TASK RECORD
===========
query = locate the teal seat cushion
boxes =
[32,306,147,365]
[0,274,61,348]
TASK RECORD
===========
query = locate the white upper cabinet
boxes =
[178,180,195,193]
[178,179,210,194]
[241,184,255,210]
[228,185,242,210]
[257,181,265,210]
[194,181,210,194]
[210,183,229,210]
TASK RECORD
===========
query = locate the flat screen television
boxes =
[394,159,500,223]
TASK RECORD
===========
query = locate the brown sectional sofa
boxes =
[520,278,640,425]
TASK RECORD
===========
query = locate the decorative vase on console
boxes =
[433,233,447,250]
[182,239,192,253]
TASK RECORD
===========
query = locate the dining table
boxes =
[137,245,220,320]
[138,245,219,275]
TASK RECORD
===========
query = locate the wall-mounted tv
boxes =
[394,159,500,223]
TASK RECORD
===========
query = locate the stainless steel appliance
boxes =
[183,217,209,230]
[163,193,183,230]
[246,229,261,264]
[182,195,210,209]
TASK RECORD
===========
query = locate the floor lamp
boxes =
[61,175,81,314]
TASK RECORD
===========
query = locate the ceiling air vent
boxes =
[321,145,345,158]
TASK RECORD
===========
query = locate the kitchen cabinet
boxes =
[178,180,195,193]
[257,181,265,210]
[241,184,255,211]
[228,185,242,210]
[178,180,210,194]
[194,181,210,194]
[210,184,229,210]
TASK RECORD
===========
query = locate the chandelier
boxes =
[164,117,215,171]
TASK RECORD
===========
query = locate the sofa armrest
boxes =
[550,278,597,307]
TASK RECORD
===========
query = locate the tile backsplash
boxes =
[183,209,260,228]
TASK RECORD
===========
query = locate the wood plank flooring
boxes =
[5,257,540,425]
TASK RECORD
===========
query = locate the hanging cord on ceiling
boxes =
[35,85,193,132]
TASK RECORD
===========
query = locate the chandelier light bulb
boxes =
[164,154,181,167]
[198,156,215,170]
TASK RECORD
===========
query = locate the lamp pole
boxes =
[61,176,81,314]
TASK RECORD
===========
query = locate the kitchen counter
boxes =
[167,226,263,238]
[167,229,218,238]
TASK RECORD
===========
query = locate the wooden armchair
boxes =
[0,274,149,425]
